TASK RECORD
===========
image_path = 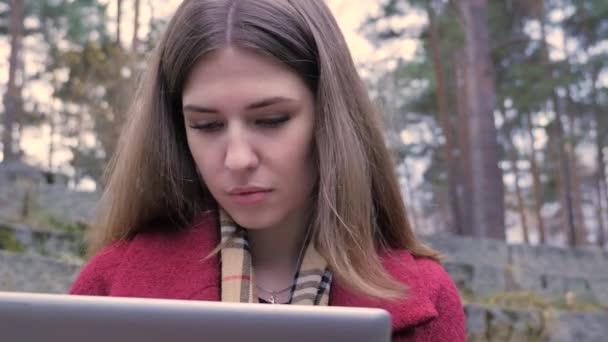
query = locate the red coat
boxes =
[70,214,465,341]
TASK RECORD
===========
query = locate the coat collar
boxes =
[184,214,438,333]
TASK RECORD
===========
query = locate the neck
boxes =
[247,208,311,288]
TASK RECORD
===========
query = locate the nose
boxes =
[224,130,259,171]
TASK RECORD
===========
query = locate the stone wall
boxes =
[466,303,608,342]
[423,234,608,306]
[0,225,606,304]
[1,229,607,341]
[0,222,84,260]
[0,250,80,293]
[0,181,98,225]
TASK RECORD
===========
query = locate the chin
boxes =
[226,210,279,231]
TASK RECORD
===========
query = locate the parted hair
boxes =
[88,0,441,300]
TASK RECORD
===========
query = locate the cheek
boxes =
[290,152,317,209]
[186,134,216,184]
[302,151,317,191]
[281,134,316,188]
[186,133,202,168]
[294,126,316,182]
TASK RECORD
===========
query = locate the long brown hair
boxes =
[89,0,441,300]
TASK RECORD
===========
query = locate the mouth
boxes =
[228,187,273,205]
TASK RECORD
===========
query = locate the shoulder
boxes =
[412,256,461,306]
[331,249,461,325]
[380,249,461,310]
[70,211,220,296]
[125,212,219,257]
[382,251,466,341]
[381,250,454,293]
[69,240,129,295]
[386,251,460,301]
[381,250,462,315]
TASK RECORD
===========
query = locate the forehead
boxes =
[182,47,311,107]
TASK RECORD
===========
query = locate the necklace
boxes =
[255,283,293,294]
[253,226,311,304]
[255,283,293,304]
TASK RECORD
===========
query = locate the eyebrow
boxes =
[183,96,297,114]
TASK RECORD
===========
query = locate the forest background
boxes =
[1,0,607,250]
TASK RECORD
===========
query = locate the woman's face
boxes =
[182,47,316,231]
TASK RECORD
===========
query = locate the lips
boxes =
[228,186,272,205]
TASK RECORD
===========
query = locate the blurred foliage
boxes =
[0,0,165,186]
[56,39,136,183]
[0,229,24,253]
[363,0,608,245]
[1,0,607,245]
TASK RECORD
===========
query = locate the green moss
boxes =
[43,215,88,234]
[18,203,89,234]
[36,245,50,257]
[479,291,549,310]
[550,293,605,312]
[458,288,475,303]
[0,229,25,253]
[473,291,605,312]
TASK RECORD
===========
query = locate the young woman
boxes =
[70,0,466,340]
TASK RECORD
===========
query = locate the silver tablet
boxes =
[0,291,391,342]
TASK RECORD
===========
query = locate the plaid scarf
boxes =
[219,210,332,305]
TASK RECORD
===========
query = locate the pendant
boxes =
[269,295,276,304]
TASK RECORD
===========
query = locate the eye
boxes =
[189,121,224,132]
[256,116,290,128]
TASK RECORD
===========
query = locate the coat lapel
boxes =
[329,251,438,333]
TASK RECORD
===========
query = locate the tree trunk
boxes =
[539,0,577,246]
[48,109,55,171]
[559,21,588,246]
[592,70,607,248]
[578,0,607,248]
[2,0,25,163]
[116,0,123,44]
[498,110,530,243]
[427,5,463,234]
[511,148,530,244]
[453,47,474,236]
[400,158,420,233]
[456,0,505,240]
[526,113,547,243]
[564,86,587,246]
[132,0,141,52]
[553,102,577,246]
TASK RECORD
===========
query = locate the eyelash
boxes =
[189,116,290,132]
